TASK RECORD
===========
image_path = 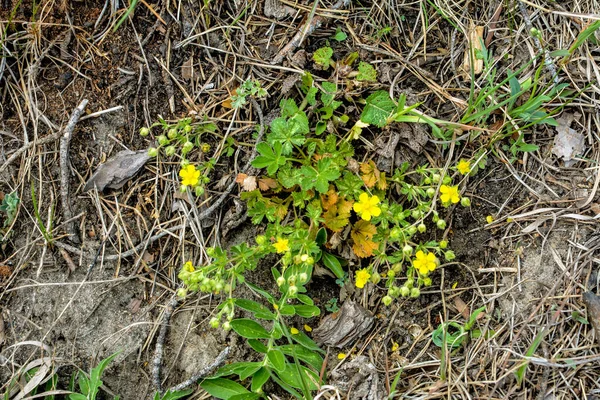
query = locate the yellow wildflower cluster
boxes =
[179,164,201,187]
[440,185,460,204]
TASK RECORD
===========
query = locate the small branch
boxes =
[59,99,88,243]
[517,1,560,85]
[152,297,179,393]
[166,347,230,393]
[151,296,230,395]
[271,0,350,65]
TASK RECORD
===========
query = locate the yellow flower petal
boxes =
[290,327,299,335]
[337,353,346,360]
[304,324,312,332]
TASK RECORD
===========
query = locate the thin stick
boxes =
[59,99,88,243]
[152,297,179,393]
[271,0,350,65]
[517,1,560,85]
[165,347,230,393]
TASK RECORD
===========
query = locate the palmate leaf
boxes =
[360,90,396,127]
[299,158,341,194]
[267,112,309,155]
[351,220,378,258]
[252,142,287,175]
[356,61,377,82]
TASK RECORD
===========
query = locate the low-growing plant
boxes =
[175,67,476,396]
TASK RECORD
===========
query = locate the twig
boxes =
[59,99,88,243]
[165,347,230,393]
[151,296,230,395]
[271,0,350,65]
[517,1,560,85]
[152,297,179,393]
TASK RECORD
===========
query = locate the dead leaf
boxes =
[454,297,470,320]
[553,114,585,167]
[181,56,194,81]
[264,0,295,19]
[258,177,278,191]
[236,173,257,191]
[351,220,378,258]
[461,23,484,79]
[323,197,353,232]
[583,291,600,346]
[360,160,380,188]
[84,150,149,192]
[313,300,374,348]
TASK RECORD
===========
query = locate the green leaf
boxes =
[200,378,250,399]
[240,364,262,380]
[432,322,466,348]
[296,294,314,305]
[356,61,377,82]
[277,165,303,189]
[321,252,344,279]
[279,345,324,371]
[291,331,325,353]
[234,299,277,320]
[275,363,319,390]
[77,374,89,396]
[280,98,299,117]
[332,27,347,42]
[360,90,395,127]
[251,368,270,393]
[293,305,321,318]
[230,394,260,400]
[299,158,341,194]
[336,171,363,197]
[279,305,296,316]
[268,114,308,155]
[569,20,600,54]
[315,227,327,246]
[572,310,589,325]
[251,142,287,175]
[247,339,268,353]
[159,389,195,400]
[69,394,87,400]
[230,319,271,339]
[213,362,263,378]
[313,47,333,69]
[267,349,287,372]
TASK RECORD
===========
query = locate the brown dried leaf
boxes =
[258,177,278,191]
[313,300,374,348]
[323,198,353,232]
[236,173,257,191]
[360,160,380,189]
[351,220,378,258]
[320,187,339,211]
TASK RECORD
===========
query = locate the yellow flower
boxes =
[440,185,460,204]
[353,193,381,221]
[486,215,494,224]
[412,250,437,275]
[355,268,371,289]
[304,324,312,332]
[290,327,299,335]
[457,159,471,175]
[273,237,290,253]
[391,342,399,352]
[183,261,195,272]
[337,353,347,360]
[179,164,200,186]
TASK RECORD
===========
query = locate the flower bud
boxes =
[439,240,448,249]
[288,285,298,296]
[390,227,401,240]
[299,272,308,283]
[411,210,421,220]
[432,173,441,183]
[147,147,158,157]
[392,263,402,273]
[442,176,452,184]
[437,219,447,230]
[423,277,432,287]
[418,223,426,233]
[184,124,193,133]
[382,295,393,306]
[167,128,178,139]
[206,247,216,257]
[426,188,435,198]
[402,245,413,256]
[182,141,194,155]
[461,197,471,207]
[287,275,297,285]
[195,186,205,196]
[209,317,220,328]
[176,288,187,298]
[180,185,187,193]
[157,135,169,146]
[222,321,231,331]
[387,269,396,278]
[256,235,266,245]
[306,256,314,266]
[407,226,417,236]
[201,143,211,153]
[410,287,420,298]
[165,145,176,156]
[424,177,432,185]
[370,272,381,284]
[400,286,410,297]
[380,203,389,213]
[445,250,456,261]
[139,127,150,137]
[300,254,309,262]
